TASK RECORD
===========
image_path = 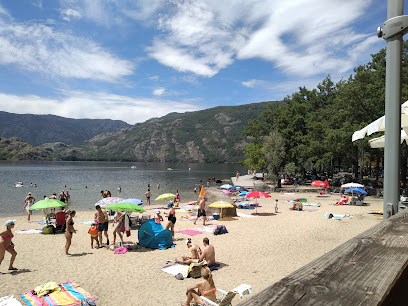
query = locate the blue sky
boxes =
[0,0,397,124]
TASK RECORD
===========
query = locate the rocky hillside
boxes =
[0,111,130,146]
[47,102,273,163]
[0,137,50,160]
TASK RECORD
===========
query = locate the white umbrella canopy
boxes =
[352,100,408,142]
[341,182,364,189]
[369,129,408,148]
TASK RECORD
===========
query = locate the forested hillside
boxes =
[0,112,130,146]
[46,102,271,163]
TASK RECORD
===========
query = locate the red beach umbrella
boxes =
[311,180,325,187]
[244,191,271,199]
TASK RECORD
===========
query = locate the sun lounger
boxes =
[201,289,236,306]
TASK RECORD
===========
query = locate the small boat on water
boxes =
[167,168,173,171]
[130,166,137,169]
[14,181,24,188]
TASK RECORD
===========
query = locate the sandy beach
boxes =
[0,189,383,305]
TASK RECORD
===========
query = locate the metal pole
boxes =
[384,0,403,219]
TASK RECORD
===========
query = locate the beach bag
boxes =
[43,225,55,235]
[214,224,228,235]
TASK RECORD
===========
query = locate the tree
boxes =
[262,130,286,183]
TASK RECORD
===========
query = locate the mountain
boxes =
[47,102,272,163]
[0,111,131,146]
[0,137,50,160]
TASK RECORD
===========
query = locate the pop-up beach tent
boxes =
[138,219,174,249]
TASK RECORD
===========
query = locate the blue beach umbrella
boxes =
[345,188,367,194]
[220,184,233,189]
[229,185,248,191]
[238,191,249,196]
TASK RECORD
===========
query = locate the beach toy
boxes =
[114,247,127,254]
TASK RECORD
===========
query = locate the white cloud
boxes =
[0,18,134,82]
[148,75,159,80]
[60,9,81,22]
[147,0,380,78]
[0,91,203,125]
[242,79,260,88]
[153,87,165,96]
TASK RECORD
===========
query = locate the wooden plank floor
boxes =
[238,210,408,305]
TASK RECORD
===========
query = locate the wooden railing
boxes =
[238,210,408,305]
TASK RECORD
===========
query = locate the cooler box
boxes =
[213,213,220,220]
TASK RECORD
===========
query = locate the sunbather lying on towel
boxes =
[176,237,216,266]
[181,266,216,306]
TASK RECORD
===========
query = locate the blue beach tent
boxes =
[138,219,174,249]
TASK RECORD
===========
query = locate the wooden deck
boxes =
[238,210,408,305]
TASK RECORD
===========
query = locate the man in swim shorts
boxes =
[95,205,109,246]
[194,197,207,226]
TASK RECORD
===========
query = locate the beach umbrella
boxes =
[155,193,176,201]
[29,199,67,210]
[341,182,364,188]
[105,202,145,213]
[244,191,271,199]
[345,188,367,195]
[244,191,270,214]
[311,180,325,187]
[95,197,123,208]
[209,201,234,219]
[209,201,234,208]
[229,185,248,191]
[238,191,249,196]
[221,190,231,194]
[118,198,143,205]
[220,184,233,189]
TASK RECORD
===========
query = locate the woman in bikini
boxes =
[65,211,76,257]
[181,266,216,305]
[0,220,18,271]
[165,200,176,238]
[112,211,124,245]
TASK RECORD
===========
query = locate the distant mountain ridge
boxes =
[47,101,273,163]
[0,111,131,146]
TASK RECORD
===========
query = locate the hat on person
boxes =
[28,192,32,195]
[167,202,173,207]
[5,219,16,227]
[155,209,160,214]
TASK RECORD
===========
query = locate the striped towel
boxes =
[20,282,97,306]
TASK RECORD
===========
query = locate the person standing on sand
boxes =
[194,197,207,226]
[0,220,18,271]
[145,189,152,205]
[23,192,35,222]
[274,199,278,213]
[95,205,109,246]
[165,201,176,238]
[65,211,76,257]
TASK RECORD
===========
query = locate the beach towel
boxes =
[20,282,97,306]
[161,263,190,278]
[0,295,23,306]
[175,230,202,236]
[302,203,320,207]
[188,260,207,278]
[193,227,216,233]
[16,229,43,234]
[323,213,351,219]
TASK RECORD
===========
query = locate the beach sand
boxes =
[0,192,383,305]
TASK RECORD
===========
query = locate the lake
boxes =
[0,160,247,216]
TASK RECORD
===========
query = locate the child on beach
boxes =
[88,223,99,249]
[154,209,163,224]
[274,199,278,213]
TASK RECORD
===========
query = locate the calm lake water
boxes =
[0,160,247,216]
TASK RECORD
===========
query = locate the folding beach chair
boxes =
[201,289,236,306]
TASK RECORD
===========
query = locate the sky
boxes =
[0,0,399,124]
